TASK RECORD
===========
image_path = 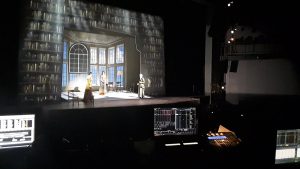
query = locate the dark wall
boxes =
[163,2,206,96]
[0,1,23,105]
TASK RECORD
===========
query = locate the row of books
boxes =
[22,63,61,73]
[21,74,60,84]
[23,52,61,62]
[23,95,60,102]
[22,84,60,94]
[24,41,62,52]
[143,52,163,60]
[147,67,164,76]
[32,10,64,23]
[28,21,63,33]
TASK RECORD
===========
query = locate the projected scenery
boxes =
[275,129,300,164]
[154,108,197,136]
[0,114,35,149]
[18,0,165,103]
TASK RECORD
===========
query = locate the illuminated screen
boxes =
[0,114,35,149]
[275,129,300,164]
[154,107,197,136]
[18,0,165,103]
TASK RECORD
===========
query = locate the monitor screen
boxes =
[275,129,300,164]
[0,114,35,149]
[19,0,165,103]
[154,107,197,136]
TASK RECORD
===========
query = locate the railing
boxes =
[221,43,284,60]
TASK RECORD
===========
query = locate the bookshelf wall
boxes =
[19,0,165,103]
[19,0,64,103]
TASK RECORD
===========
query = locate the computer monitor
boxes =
[275,129,300,164]
[154,107,197,136]
[0,114,35,149]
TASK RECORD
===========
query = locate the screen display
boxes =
[154,107,197,136]
[275,129,300,164]
[0,114,35,149]
[19,0,165,103]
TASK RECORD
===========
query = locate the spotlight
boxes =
[221,86,225,90]
[227,40,231,44]
[230,37,234,41]
[230,30,234,34]
[227,1,234,7]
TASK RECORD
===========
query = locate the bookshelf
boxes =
[19,0,64,103]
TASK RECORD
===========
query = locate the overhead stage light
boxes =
[165,143,181,147]
[227,1,234,7]
[183,142,198,145]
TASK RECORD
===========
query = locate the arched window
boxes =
[69,43,88,73]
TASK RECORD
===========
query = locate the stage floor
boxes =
[47,94,200,110]
[61,90,151,101]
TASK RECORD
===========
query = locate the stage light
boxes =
[227,1,234,7]
[230,30,234,34]
[227,40,231,44]
[221,86,225,90]
[165,143,181,147]
[211,111,214,114]
[230,37,234,41]
[183,142,198,145]
[241,114,244,117]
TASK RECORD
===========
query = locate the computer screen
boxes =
[275,129,300,164]
[0,114,35,149]
[154,107,197,136]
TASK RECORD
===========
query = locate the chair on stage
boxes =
[67,87,80,106]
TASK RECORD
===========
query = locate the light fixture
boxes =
[230,37,234,41]
[227,1,234,7]
[165,143,181,147]
[230,30,234,34]
[221,86,225,90]
[227,40,231,44]
[183,142,198,145]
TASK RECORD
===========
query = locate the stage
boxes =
[48,94,201,110]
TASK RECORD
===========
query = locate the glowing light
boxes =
[221,86,225,90]
[227,1,234,7]
[227,40,231,44]
[165,143,181,146]
[230,30,234,34]
[208,136,227,140]
[230,37,234,41]
[183,142,198,145]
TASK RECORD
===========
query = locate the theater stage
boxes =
[48,94,201,110]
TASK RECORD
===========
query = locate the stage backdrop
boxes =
[18,0,165,103]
